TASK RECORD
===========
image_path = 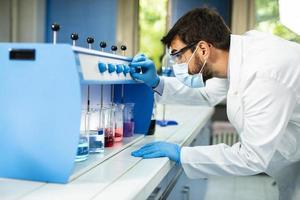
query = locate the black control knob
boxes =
[51,23,60,44]
[87,37,94,49]
[120,45,127,51]
[71,33,79,46]
[111,45,117,54]
[51,23,60,31]
[100,41,107,52]
[87,37,94,44]
[71,33,79,40]
[121,45,127,56]
[100,41,107,48]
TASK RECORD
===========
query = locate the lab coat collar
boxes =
[228,34,243,93]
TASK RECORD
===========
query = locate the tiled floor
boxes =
[203,175,278,200]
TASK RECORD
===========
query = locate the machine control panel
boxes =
[74,46,134,84]
[65,29,134,84]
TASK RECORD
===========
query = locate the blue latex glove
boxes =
[129,54,160,88]
[131,141,181,164]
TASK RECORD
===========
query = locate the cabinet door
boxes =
[147,121,211,200]
[166,122,211,200]
[166,173,208,200]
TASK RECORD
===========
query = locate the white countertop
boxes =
[0,105,214,200]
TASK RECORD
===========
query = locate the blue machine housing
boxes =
[0,43,153,183]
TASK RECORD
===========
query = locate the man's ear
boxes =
[198,41,210,58]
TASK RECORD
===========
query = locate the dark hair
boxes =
[161,7,231,51]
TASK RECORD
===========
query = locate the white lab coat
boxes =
[155,31,300,199]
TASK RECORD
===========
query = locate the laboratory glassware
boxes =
[123,103,135,137]
[104,105,115,147]
[114,103,124,142]
[89,106,104,153]
[75,109,90,162]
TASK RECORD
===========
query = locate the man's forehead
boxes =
[170,36,186,54]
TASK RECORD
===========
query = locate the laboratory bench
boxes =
[0,105,214,200]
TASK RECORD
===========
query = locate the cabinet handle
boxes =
[182,186,190,200]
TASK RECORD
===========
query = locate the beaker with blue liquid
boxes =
[89,106,104,153]
[75,109,90,162]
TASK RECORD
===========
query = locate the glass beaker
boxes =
[89,106,104,153]
[103,105,115,147]
[75,109,89,162]
[123,103,135,137]
[114,103,124,142]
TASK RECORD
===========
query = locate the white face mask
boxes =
[172,45,207,88]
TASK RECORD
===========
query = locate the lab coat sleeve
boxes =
[155,77,228,106]
[181,76,296,178]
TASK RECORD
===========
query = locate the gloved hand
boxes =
[129,54,160,88]
[131,141,181,164]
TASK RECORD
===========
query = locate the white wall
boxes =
[0,0,46,42]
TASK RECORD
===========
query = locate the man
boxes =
[130,7,300,199]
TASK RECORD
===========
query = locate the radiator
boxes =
[211,121,239,146]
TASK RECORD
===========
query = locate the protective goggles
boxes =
[169,42,198,64]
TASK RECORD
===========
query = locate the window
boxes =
[255,0,300,43]
[138,0,168,70]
